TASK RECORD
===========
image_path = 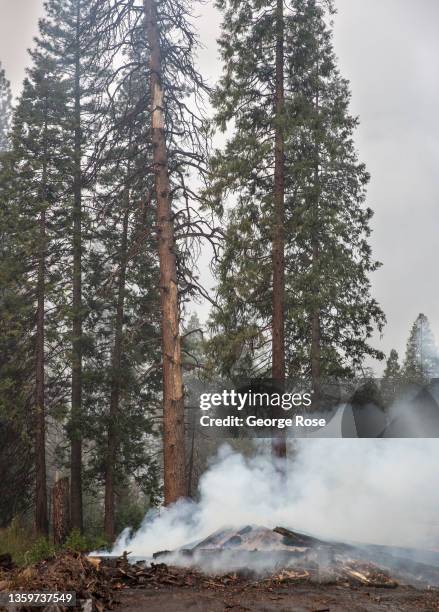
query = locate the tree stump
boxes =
[52,476,70,545]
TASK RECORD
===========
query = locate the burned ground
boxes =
[119,582,439,612]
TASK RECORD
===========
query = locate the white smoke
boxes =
[111,439,439,559]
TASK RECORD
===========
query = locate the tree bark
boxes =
[52,476,70,545]
[187,406,197,498]
[35,109,48,535]
[70,0,83,532]
[104,199,129,542]
[144,0,187,504]
[271,0,286,459]
[310,242,321,407]
[310,85,321,408]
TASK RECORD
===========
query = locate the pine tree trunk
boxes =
[52,476,70,545]
[271,0,286,459]
[310,86,321,408]
[70,0,83,532]
[187,406,197,498]
[35,127,48,535]
[104,201,129,542]
[144,0,187,504]
[310,242,321,407]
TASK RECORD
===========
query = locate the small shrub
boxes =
[25,537,56,565]
[0,518,35,566]
[64,528,89,553]
[64,528,109,553]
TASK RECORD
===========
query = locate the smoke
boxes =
[110,439,439,563]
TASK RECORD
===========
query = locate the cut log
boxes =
[52,476,70,545]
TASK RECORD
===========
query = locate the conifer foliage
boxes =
[0,63,35,526]
[403,314,439,383]
[208,0,385,383]
[0,62,12,153]
[381,349,401,406]
[0,0,395,541]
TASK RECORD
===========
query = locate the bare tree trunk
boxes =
[70,0,83,532]
[271,0,286,459]
[52,476,70,545]
[104,200,129,542]
[144,0,187,504]
[35,119,48,535]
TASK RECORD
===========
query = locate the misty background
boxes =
[1,0,438,372]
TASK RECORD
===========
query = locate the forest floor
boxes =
[2,552,439,611]
[118,582,439,611]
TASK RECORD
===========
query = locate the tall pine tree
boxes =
[1,45,72,534]
[34,0,110,530]
[0,63,35,526]
[15,58,68,536]
[92,0,215,507]
[84,47,162,540]
[208,0,385,387]
[403,314,439,383]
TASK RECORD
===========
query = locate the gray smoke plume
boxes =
[110,439,439,564]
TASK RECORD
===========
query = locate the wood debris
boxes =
[0,542,401,611]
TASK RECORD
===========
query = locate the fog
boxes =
[1,0,439,369]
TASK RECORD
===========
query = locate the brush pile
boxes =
[0,552,255,610]
[0,552,116,610]
[0,546,401,611]
[8,525,439,610]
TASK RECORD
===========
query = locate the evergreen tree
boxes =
[284,0,386,382]
[0,63,16,367]
[0,47,71,534]
[383,349,401,380]
[16,60,68,536]
[143,0,191,504]
[93,0,215,506]
[208,0,385,386]
[403,314,439,383]
[34,0,111,530]
[0,0,213,535]
[381,349,401,407]
[83,48,162,540]
[0,122,35,526]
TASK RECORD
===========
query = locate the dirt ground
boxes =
[118,583,439,611]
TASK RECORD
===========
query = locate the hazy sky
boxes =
[1,0,438,372]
